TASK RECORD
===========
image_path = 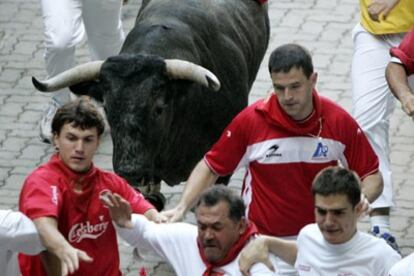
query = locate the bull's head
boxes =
[33,54,220,190]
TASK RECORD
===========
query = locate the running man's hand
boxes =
[56,245,92,276]
[367,0,400,22]
[100,193,134,228]
[400,92,414,117]
[357,193,372,218]
[144,208,168,223]
[239,237,274,276]
[161,205,187,223]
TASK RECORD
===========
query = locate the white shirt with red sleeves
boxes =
[205,91,379,237]
[18,153,154,276]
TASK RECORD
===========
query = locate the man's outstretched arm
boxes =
[33,217,92,276]
[101,193,168,252]
[239,235,297,276]
[162,159,219,222]
[386,62,414,117]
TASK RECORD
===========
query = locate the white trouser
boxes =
[40,0,125,104]
[351,23,405,209]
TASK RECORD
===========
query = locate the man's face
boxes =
[271,67,317,121]
[196,201,246,263]
[53,123,100,173]
[315,194,361,244]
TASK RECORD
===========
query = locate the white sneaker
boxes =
[39,98,61,144]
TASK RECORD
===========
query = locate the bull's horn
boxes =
[32,61,104,92]
[164,59,220,91]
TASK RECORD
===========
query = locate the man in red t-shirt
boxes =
[386,28,414,118]
[18,97,164,276]
[163,44,383,275]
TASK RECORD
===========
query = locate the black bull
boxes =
[32,0,270,210]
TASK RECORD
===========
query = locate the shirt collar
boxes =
[255,89,323,136]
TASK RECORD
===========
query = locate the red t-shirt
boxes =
[18,154,154,276]
[390,28,414,75]
[205,92,379,236]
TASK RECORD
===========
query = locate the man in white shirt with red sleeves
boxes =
[163,43,383,275]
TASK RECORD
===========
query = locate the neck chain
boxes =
[307,117,323,138]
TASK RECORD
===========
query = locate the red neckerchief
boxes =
[197,222,258,276]
[256,89,323,136]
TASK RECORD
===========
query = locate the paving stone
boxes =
[7,61,44,70]
[4,173,26,189]
[0,120,35,131]
[0,158,39,169]
[307,13,353,23]
[0,150,19,161]
[0,136,27,151]
[0,68,21,83]
[20,144,46,159]
[300,21,325,35]
[1,54,32,63]
[11,166,36,175]
[17,110,41,124]
[20,33,43,42]
[0,192,19,205]
[0,167,10,181]
[328,61,351,75]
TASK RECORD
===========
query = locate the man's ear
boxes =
[52,133,59,150]
[310,72,318,87]
[354,200,364,217]
[238,217,248,234]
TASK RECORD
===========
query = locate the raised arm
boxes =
[33,217,92,276]
[239,235,297,276]
[162,159,219,222]
[360,171,383,204]
[101,193,179,260]
[386,62,414,117]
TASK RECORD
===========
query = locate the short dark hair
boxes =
[51,97,105,136]
[268,43,314,78]
[196,185,245,222]
[312,166,361,207]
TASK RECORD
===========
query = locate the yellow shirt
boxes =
[360,0,414,34]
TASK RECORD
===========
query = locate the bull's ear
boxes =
[69,80,104,103]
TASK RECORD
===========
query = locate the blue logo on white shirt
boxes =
[312,142,328,158]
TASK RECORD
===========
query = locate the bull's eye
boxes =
[154,100,167,117]
[155,106,163,115]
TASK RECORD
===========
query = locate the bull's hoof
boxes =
[145,192,166,211]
